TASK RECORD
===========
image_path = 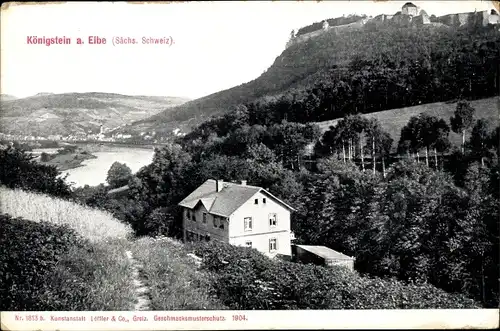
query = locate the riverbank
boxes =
[37,147,97,171]
[61,147,155,187]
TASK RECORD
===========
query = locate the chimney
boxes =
[216,179,224,192]
[240,180,247,186]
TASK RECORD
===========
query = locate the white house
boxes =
[178,179,296,258]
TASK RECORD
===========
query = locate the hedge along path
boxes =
[125,250,152,311]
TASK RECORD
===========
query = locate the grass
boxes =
[37,237,135,310]
[315,97,499,150]
[130,236,227,310]
[0,186,132,243]
[0,186,136,310]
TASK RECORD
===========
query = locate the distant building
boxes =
[179,179,296,258]
[413,10,431,25]
[402,2,418,16]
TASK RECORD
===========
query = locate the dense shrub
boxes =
[0,214,134,310]
[0,146,71,198]
[187,241,480,310]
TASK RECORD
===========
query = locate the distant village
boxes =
[0,125,186,145]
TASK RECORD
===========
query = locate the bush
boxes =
[40,152,53,162]
[0,146,71,198]
[0,214,84,310]
[187,241,480,310]
[0,214,134,310]
[143,207,176,237]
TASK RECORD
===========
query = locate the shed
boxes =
[292,244,355,271]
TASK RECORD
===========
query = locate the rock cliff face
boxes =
[285,6,500,50]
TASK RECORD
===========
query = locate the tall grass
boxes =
[0,186,136,310]
[131,236,227,310]
[0,186,132,242]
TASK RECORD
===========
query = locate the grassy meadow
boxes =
[0,187,132,242]
[131,237,226,310]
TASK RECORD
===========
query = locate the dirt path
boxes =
[125,250,152,311]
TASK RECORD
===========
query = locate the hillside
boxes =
[0,94,17,101]
[0,92,190,137]
[0,186,135,310]
[123,16,499,137]
[316,97,500,150]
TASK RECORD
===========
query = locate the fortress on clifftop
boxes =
[286,2,500,49]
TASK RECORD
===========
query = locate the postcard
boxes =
[1,1,499,330]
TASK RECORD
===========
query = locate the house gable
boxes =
[178,179,295,218]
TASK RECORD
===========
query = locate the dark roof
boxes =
[295,245,354,260]
[178,179,295,217]
[403,2,417,7]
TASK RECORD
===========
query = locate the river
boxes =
[41,147,155,187]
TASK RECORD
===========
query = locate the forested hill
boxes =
[126,22,499,137]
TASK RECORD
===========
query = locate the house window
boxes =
[269,213,277,227]
[254,198,258,204]
[245,241,252,248]
[269,238,277,252]
[203,213,207,224]
[187,210,191,219]
[219,218,225,230]
[244,217,253,231]
[192,213,196,222]
[205,234,211,242]
[213,216,219,228]
[263,198,266,204]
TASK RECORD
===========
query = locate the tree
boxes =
[40,152,51,162]
[365,118,393,176]
[379,131,393,178]
[398,115,424,162]
[431,119,451,169]
[468,119,491,166]
[427,116,450,168]
[450,100,475,153]
[487,126,499,158]
[106,162,133,188]
[0,146,71,198]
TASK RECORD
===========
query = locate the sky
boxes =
[1,1,496,100]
